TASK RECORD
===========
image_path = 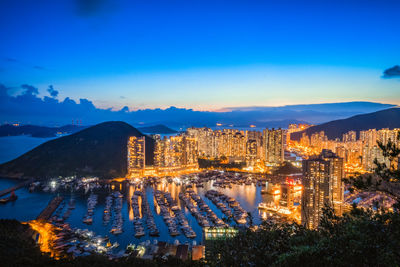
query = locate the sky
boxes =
[1,0,400,111]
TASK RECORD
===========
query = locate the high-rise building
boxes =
[301,150,344,229]
[320,149,344,216]
[127,136,146,177]
[263,128,284,165]
[186,127,214,157]
[342,131,356,142]
[153,135,198,171]
[245,139,258,167]
[183,136,198,165]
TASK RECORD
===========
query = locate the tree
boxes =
[349,131,400,205]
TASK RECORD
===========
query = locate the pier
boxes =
[0,178,34,197]
[37,196,64,221]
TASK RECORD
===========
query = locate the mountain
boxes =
[291,107,400,140]
[0,121,154,179]
[137,124,178,134]
[0,124,88,138]
[2,87,394,127]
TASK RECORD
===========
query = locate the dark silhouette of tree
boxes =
[349,131,400,206]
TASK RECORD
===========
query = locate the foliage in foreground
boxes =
[1,207,400,267]
[207,206,400,267]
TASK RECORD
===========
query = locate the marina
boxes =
[0,172,297,256]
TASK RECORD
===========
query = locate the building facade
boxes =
[301,150,344,229]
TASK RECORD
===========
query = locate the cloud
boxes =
[120,106,130,112]
[382,65,400,79]
[0,83,396,127]
[21,84,39,96]
[47,85,59,98]
[120,96,126,99]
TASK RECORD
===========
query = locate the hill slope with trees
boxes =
[291,107,400,140]
[0,121,154,179]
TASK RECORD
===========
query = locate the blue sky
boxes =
[1,0,399,111]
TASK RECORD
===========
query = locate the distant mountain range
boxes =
[291,107,400,140]
[137,124,178,134]
[0,123,178,138]
[0,121,154,179]
[1,96,395,127]
[129,102,394,128]
[0,124,88,138]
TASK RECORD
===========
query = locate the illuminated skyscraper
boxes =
[183,136,198,165]
[263,128,284,165]
[186,127,214,157]
[320,149,344,216]
[342,131,356,142]
[301,150,344,229]
[127,136,146,177]
[246,139,258,167]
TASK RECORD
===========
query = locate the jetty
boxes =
[37,196,64,221]
[0,178,34,197]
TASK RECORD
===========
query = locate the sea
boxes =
[0,135,55,164]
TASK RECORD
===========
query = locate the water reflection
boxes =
[0,177,302,250]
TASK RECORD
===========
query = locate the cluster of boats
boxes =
[206,190,248,224]
[131,189,161,238]
[51,198,76,223]
[41,170,270,248]
[131,190,145,238]
[110,192,124,235]
[51,223,119,258]
[61,199,75,221]
[164,191,196,239]
[52,201,67,223]
[179,190,210,228]
[154,190,180,236]
[82,194,98,224]
[208,172,266,188]
[103,195,113,225]
[186,187,226,227]
[140,190,160,237]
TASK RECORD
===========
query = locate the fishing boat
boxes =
[0,191,18,204]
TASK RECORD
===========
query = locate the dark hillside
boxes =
[291,108,400,140]
[0,121,154,179]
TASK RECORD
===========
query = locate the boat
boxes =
[0,191,18,204]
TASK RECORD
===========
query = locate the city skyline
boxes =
[1,0,400,111]
[1,1,400,265]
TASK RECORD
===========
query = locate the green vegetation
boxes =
[0,121,154,179]
[207,207,400,266]
[273,161,301,175]
[2,207,399,267]
[198,157,245,169]
[346,131,400,207]
[137,124,178,134]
